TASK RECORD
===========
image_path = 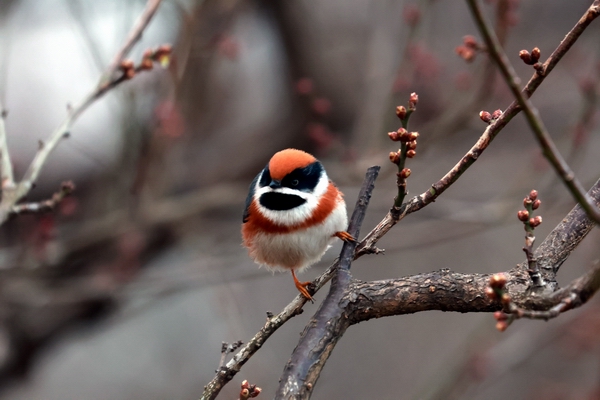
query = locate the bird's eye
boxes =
[291,179,299,186]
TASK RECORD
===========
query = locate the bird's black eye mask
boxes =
[282,162,323,192]
[258,162,323,190]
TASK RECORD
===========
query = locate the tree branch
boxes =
[356,0,600,257]
[274,167,379,399]
[0,0,164,225]
[201,167,380,400]
[466,0,600,223]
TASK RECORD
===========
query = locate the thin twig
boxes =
[466,0,600,224]
[355,0,600,257]
[10,181,75,215]
[104,0,163,83]
[0,0,164,225]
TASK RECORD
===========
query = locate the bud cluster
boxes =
[519,189,542,231]
[240,380,262,399]
[485,273,513,331]
[389,92,419,207]
[479,109,503,124]
[119,44,173,80]
[519,47,541,65]
[455,35,480,63]
[519,47,543,72]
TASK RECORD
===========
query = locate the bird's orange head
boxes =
[268,149,316,181]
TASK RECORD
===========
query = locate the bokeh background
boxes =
[0,0,599,399]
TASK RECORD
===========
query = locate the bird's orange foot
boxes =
[294,280,314,302]
[291,269,314,302]
[334,231,356,243]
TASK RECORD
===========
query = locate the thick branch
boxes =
[534,178,600,285]
[274,167,379,399]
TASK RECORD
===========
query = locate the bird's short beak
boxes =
[269,179,282,189]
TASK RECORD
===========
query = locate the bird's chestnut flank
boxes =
[241,148,354,301]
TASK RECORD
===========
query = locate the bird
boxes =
[242,148,354,301]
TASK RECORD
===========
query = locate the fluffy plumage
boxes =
[242,149,352,300]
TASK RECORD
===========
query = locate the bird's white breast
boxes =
[249,200,348,272]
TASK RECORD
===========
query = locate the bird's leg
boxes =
[291,269,314,302]
[334,231,356,243]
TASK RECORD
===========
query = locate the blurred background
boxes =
[0,0,599,399]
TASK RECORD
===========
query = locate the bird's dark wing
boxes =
[243,171,261,223]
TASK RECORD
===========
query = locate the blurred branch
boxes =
[104,0,163,83]
[10,181,75,215]
[355,0,600,258]
[0,102,13,188]
[0,0,165,225]
[466,0,600,224]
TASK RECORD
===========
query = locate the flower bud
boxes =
[388,131,401,141]
[496,321,508,332]
[406,149,416,158]
[517,210,529,222]
[530,47,541,63]
[479,111,492,123]
[400,168,411,179]
[408,131,419,141]
[120,59,134,70]
[491,109,503,119]
[530,216,542,227]
[501,293,512,305]
[485,287,497,300]
[519,49,532,65]
[125,68,136,79]
[406,140,417,150]
[396,105,407,120]
[463,35,478,49]
[532,199,541,210]
[409,92,418,109]
[494,311,508,321]
[140,58,154,70]
[489,273,507,289]
[389,152,401,164]
[523,197,533,207]
[529,190,538,201]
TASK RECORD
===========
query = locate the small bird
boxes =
[242,149,354,301]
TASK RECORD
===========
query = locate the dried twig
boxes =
[10,181,75,215]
